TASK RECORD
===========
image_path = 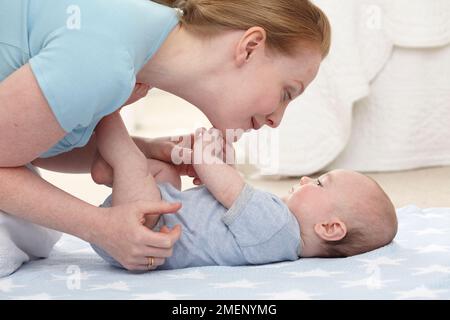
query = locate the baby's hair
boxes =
[153,0,331,58]
[320,176,398,258]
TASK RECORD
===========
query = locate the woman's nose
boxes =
[265,115,281,129]
[266,105,288,128]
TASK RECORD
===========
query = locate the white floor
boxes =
[40,89,450,209]
[40,165,450,209]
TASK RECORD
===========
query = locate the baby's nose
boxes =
[300,176,312,185]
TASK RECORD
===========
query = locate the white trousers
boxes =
[0,165,62,277]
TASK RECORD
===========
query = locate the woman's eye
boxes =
[284,91,292,102]
[287,91,292,101]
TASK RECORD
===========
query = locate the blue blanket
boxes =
[1,205,449,300]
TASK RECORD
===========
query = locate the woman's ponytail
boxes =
[153,0,331,58]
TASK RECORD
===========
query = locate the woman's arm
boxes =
[0,165,181,270]
[0,166,103,242]
[31,133,100,173]
[0,64,66,167]
[30,82,151,173]
[30,134,167,174]
[0,65,181,271]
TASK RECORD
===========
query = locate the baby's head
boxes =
[283,169,398,258]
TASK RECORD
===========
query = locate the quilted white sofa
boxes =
[249,0,450,176]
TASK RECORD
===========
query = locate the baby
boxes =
[91,118,398,270]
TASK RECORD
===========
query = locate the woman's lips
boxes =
[252,117,262,130]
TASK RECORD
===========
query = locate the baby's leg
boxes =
[95,113,163,229]
[91,149,181,229]
[132,159,180,230]
[92,154,182,190]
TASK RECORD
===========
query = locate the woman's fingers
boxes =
[136,256,166,268]
[147,138,180,163]
[139,224,182,249]
[135,201,181,225]
[128,226,180,271]
[126,258,165,272]
[95,202,181,272]
[130,257,165,271]
[160,225,171,233]
[125,265,151,272]
[136,200,182,217]
[142,246,174,258]
[135,201,182,246]
[172,146,193,165]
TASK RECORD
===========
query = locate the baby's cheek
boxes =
[294,185,315,199]
[292,186,320,209]
[288,191,305,210]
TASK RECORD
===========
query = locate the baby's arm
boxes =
[95,112,161,227]
[192,129,245,209]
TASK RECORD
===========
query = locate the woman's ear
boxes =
[314,219,347,242]
[235,27,267,66]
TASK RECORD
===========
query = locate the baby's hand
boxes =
[191,128,244,209]
[193,128,224,165]
[193,128,236,166]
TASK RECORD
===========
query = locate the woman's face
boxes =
[204,43,323,132]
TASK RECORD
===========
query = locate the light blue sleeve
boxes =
[221,184,302,265]
[29,28,135,133]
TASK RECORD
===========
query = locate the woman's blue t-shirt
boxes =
[0,0,179,158]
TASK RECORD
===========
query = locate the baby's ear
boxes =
[314,219,347,242]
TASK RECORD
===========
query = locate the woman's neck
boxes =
[137,25,220,109]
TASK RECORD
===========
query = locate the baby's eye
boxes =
[316,179,323,187]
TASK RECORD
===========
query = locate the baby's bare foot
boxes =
[91,152,113,187]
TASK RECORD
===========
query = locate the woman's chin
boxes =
[212,123,250,133]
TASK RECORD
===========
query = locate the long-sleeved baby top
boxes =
[92,183,301,270]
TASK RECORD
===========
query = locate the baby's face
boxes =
[283,169,397,257]
[283,170,372,227]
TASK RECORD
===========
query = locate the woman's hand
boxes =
[91,134,203,187]
[92,200,182,271]
[147,132,237,182]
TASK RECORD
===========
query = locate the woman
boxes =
[0,0,330,272]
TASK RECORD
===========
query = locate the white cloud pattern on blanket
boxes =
[1,205,450,300]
